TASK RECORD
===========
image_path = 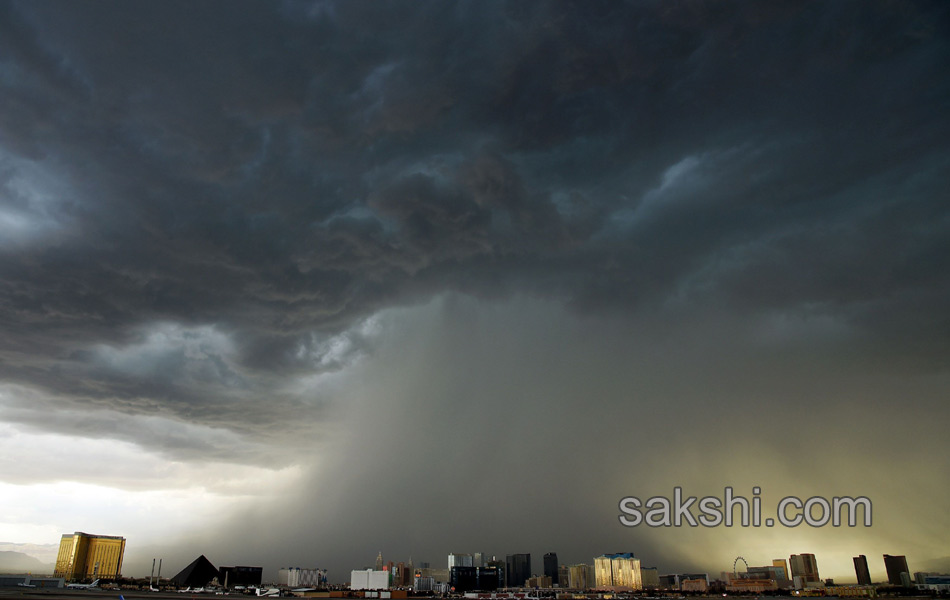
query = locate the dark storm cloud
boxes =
[0,1,949,568]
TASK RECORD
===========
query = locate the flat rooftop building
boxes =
[54,532,126,582]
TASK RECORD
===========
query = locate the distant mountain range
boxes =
[0,550,55,575]
[0,543,59,563]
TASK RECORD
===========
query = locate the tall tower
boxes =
[883,555,909,586]
[54,532,126,582]
[853,555,872,585]
[448,554,474,569]
[505,554,531,588]
[375,552,384,572]
[772,559,789,581]
[594,553,642,589]
[789,554,820,583]
[543,553,559,586]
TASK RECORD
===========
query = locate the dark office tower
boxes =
[544,553,559,586]
[450,567,500,593]
[506,554,531,588]
[853,556,872,585]
[218,566,263,588]
[451,567,477,593]
[487,559,506,589]
[883,555,909,586]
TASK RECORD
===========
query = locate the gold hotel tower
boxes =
[54,532,126,582]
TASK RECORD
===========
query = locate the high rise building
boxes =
[449,554,474,569]
[773,559,789,581]
[278,568,327,587]
[543,553,559,586]
[568,564,594,589]
[375,553,384,572]
[54,532,126,582]
[788,554,820,583]
[558,565,571,588]
[505,554,531,588]
[641,567,659,588]
[883,555,910,586]
[486,559,506,588]
[394,562,409,587]
[853,556,872,585]
[594,553,642,590]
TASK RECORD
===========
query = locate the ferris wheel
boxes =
[733,556,749,577]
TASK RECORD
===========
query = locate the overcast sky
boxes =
[1,0,948,584]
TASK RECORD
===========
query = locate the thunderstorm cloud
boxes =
[0,0,948,583]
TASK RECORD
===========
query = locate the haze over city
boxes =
[1,0,948,585]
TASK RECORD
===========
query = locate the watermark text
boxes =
[618,487,871,528]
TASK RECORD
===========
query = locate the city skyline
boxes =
[1,0,948,586]
[2,537,938,586]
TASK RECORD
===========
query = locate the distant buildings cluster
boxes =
[348,550,945,596]
[10,529,947,597]
[350,551,655,594]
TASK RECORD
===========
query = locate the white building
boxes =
[350,569,389,590]
[449,554,474,569]
[413,576,435,591]
[279,568,325,587]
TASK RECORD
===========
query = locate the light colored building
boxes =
[278,568,325,587]
[525,575,552,588]
[54,532,126,582]
[568,564,594,589]
[641,567,659,589]
[350,569,389,590]
[413,576,435,591]
[449,554,474,569]
[594,553,642,590]
[662,573,709,590]
[681,577,708,592]
[831,585,879,597]
[774,559,790,581]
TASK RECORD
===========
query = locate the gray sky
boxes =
[1,0,948,584]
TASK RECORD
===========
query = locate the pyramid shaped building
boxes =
[171,555,219,587]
